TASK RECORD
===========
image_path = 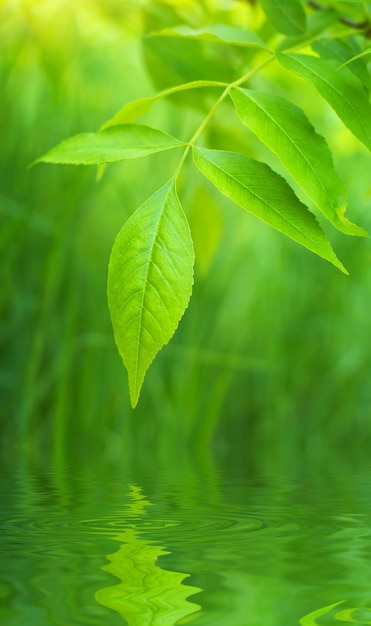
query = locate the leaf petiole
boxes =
[173,55,275,181]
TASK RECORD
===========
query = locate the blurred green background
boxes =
[2,0,371,469]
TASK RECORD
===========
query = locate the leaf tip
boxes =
[337,207,368,239]
[331,249,348,276]
[29,157,42,169]
[129,391,140,409]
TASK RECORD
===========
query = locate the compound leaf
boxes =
[260,0,306,36]
[36,124,184,165]
[277,53,371,151]
[193,147,347,273]
[107,180,194,407]
[231,88,366,237]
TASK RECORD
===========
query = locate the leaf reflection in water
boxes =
[95,485,202,625]
[300,600,371,624]
[300,601,345,625]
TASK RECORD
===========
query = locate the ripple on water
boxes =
[3,465,371,626]
[300,601,371,625]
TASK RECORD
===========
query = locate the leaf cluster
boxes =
[36,0,371,406]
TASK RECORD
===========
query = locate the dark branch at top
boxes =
[308,1,371,37]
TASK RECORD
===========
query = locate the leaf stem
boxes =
[174,85,232,178]
[174,54,275,180]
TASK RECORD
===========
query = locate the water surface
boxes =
[2,457,371,625]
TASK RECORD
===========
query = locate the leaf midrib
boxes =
[236,90,333,211]
[133,182,173,398]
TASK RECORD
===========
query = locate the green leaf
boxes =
[193,147,347,273]
[312,38,371,90]
[277,52,371,151]
[35,124,184,165]
[230,88,366,237]
[278,10,339,52]
[107,180,194,407]
[260,0,306,36]
[338,47,371,68]
[101,81,226,128]
[154,25,268,49]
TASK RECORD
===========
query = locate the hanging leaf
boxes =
[277,53,371,151]
[193,147,347,273]
[107,180,194,407]
[260,0,306,36]
[230,88,366,237]
[35,125,184,165]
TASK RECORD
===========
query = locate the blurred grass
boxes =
[1,0,371,467]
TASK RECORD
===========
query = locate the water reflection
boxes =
[95,484,202,625]
[300,601,371,624]
[3,459,371,625]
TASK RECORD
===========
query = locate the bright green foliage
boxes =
[107,180,194,407]
[277,53,371,151]
[35,124,184,165]
[37,0,371,406]
[339,47,371,68]
[230,88,366,237]
[193,147,347,274]
[312,38,371,89]
[260,0,306,35]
